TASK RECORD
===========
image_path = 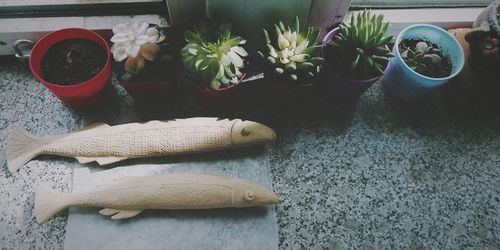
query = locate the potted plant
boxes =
[29,28,111,109]
[464,0,499,74]
[181,20,249,104]
[441,2,499,115]
[322,10,393,102]
[258,16,323,87]
[383,24,465,100]
[111,21,176,104]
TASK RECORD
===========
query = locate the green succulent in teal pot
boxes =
[325,10,394,80]
[181,20,248,90]
[258,16,324,86]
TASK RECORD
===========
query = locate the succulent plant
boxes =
[325,10,393,80]
[111,21,166,79]
[181,20,248,90]
[399,40,452,78]
[258,16,323,85]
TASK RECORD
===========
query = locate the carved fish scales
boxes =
[35,173,280,224]
[6,118,276,172]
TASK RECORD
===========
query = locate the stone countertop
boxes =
[0,57,499,249]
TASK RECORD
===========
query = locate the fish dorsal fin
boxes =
[75,122,110,132]
[99,208,143,219]
[74,156,128,165]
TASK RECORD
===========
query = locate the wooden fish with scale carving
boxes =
[6,118,276,173]
[35,173,279,223]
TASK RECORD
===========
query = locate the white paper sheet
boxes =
[64,147,278,250]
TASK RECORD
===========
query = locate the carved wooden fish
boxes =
[35,173,279,224]
[6,118,276,173]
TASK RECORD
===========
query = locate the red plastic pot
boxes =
[191,63,248,105]
[321,28,389,102]
[29,28,111,109]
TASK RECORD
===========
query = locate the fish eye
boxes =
[241,128,251,136]
[244,190,255,201]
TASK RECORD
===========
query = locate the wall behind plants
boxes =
[166,0,351,52]
[166,0,206,28]
[351,0,490,8]
[206,0,312,52]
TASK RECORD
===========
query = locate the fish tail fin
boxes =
[6,125,44,173]
[35,183,69,224]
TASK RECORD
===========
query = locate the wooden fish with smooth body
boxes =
[35,173,279,223]
[6,118,276,172]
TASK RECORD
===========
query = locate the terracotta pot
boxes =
[321,27,388,102]
[465,0,500,73]
[29,28,111,109]
[442,28,500,115]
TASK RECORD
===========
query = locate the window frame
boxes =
[348,7,483,36]
[0,1,484,56]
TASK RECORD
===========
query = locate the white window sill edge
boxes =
[349,8,483,36]
[0,8,484,55]
[0,15,169,56]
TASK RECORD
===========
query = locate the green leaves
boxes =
[257,16,324,84]
[325,9,394,80]
[400,40,450,78]
[181,19,248,90]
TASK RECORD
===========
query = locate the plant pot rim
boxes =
[322,27,386,84]
[394,24,464,81]
[29,28,111,89]
[263,65,319,87]
[192,71,247,92]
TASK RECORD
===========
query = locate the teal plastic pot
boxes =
[383,24,465,100]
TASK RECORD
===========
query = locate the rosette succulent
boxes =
[258,16,323,85]
[181,20,248,90]
[399,40,452,78]
[325,10,393,80]
[110,21,166,78]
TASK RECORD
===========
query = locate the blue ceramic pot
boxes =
[383,24,465,100]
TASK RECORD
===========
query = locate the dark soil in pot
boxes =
[41,38,106,85]
[399,39,452,78]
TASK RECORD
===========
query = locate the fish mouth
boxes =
[267,192,279,204]
[259,192,279,205]
[253,123,277,143]
[270,129,277,142]
[255,188,279,205]
[231,120,277,145]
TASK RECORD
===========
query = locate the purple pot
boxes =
[321,27,387,102]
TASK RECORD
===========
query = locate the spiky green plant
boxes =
[181,20,248,90]
[258,16,323,85]
[325,10,393,80]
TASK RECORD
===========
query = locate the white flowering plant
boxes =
[110,21,167,80]
[257,16,323,85]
